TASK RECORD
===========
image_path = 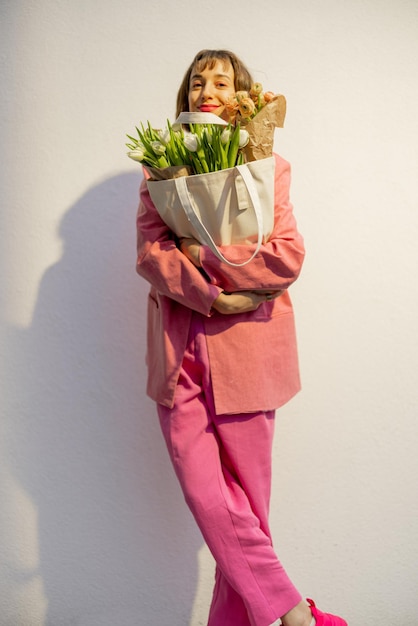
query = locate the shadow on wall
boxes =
[2,173,203,626]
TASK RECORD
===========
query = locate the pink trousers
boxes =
[157,313,302,626]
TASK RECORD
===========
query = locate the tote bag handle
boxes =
[174,163,264,267]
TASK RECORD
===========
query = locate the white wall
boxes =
[1,1,418,624]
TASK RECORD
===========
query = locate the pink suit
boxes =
[136,154,305,625]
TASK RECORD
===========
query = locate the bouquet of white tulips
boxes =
[126,117,249,176]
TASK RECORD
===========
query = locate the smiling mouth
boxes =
[199,104,221,112]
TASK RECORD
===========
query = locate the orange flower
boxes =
[249,82,263,99]
[224,96,240,123]
[238,97,256,119]
[235,90,249,101]
[263,91,275,103]
[225,96,239,113]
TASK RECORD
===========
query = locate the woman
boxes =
[136,49,347,626]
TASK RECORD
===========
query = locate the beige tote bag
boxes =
[147,156,275,267]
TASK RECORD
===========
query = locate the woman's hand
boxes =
[212,290,283,315]
[179,237,201,267]
[179,238,284,313]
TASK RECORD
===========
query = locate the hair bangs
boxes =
[192,50,232,75]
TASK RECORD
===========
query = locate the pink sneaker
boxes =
[307,598,348,625]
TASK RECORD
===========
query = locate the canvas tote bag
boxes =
[147,155,275,267]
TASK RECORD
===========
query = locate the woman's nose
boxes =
[201,82,214,100]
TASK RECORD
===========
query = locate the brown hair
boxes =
[175,49,253,117]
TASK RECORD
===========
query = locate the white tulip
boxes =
[183,133,199,152]
[127,148,145,162]
[238,129,250,148]
[158,128,171,145]
[220,128,232,144]
[151,141,166,155]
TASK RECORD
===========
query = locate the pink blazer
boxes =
[136,154,305,414]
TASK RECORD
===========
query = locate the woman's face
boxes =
[188,60,235,114]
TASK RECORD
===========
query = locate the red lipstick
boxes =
[200,104,221,112]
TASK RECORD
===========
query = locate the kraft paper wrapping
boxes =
[240,95,287,162]
[144,164,193,181]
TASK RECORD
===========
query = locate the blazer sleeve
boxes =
[199,154,305,293]
[136,176,222,316]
